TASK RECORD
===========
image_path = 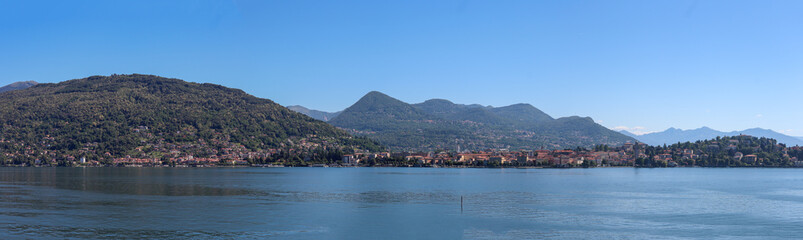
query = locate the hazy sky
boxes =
[1,0,802,135]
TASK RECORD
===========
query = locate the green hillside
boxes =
[636,135,803,167]
[0,74,381,165]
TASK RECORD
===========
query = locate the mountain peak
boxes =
[350,91,409,108]
[557,116,594,122]
[364,91,391,98]
[329,91,429,125]
[15,80,38,85]
[0,80,38,93]
[421,98,455,105]
[491,103,553,123]
[507,103,535,108]
[413,98,463,115]
[354,91,406,107]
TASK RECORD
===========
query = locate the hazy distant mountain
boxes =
[630,127,803,146]
[287,105,340,121]
[634,127,722,146]
[618,130,639,138]
[0,81,37,93]
[328,91,635,151]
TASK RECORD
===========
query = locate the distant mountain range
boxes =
[0,81,37,93]
[286,105,340,121]
[621,127,803,146]
[292,91,636,151]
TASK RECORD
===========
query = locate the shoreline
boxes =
[0,165,798,169]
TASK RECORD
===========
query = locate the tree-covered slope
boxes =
[533,116,630,149]
[638,135,803,167]
[413,99,484,116]
[489,103,553,124]
[0,74,381,165]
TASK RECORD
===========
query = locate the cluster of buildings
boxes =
[108,156,248,167]
[7,128,803,168]
[343,136,803,167]
[342,143,650,167]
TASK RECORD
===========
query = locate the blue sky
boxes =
[1,0,802,135]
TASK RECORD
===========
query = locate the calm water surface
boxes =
[1,167,802,239]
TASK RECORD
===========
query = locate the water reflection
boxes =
[5,224,330,239]
[0,168,251,196]
[3,168,803,239]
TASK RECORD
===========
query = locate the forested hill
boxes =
[635,135,803,167]
[0,74,381,165]
[328,91,635,151]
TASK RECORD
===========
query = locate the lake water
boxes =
[1,167,803,239]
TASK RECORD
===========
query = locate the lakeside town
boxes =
[4,132,802,168]
[307,135,803,168]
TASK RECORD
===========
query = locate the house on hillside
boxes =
[734,152,744,161]
[743,154,757,163]
[342,155,358,164]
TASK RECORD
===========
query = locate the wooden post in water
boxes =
[461,196,463,213]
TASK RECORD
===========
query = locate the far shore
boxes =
[1,165,798,169]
